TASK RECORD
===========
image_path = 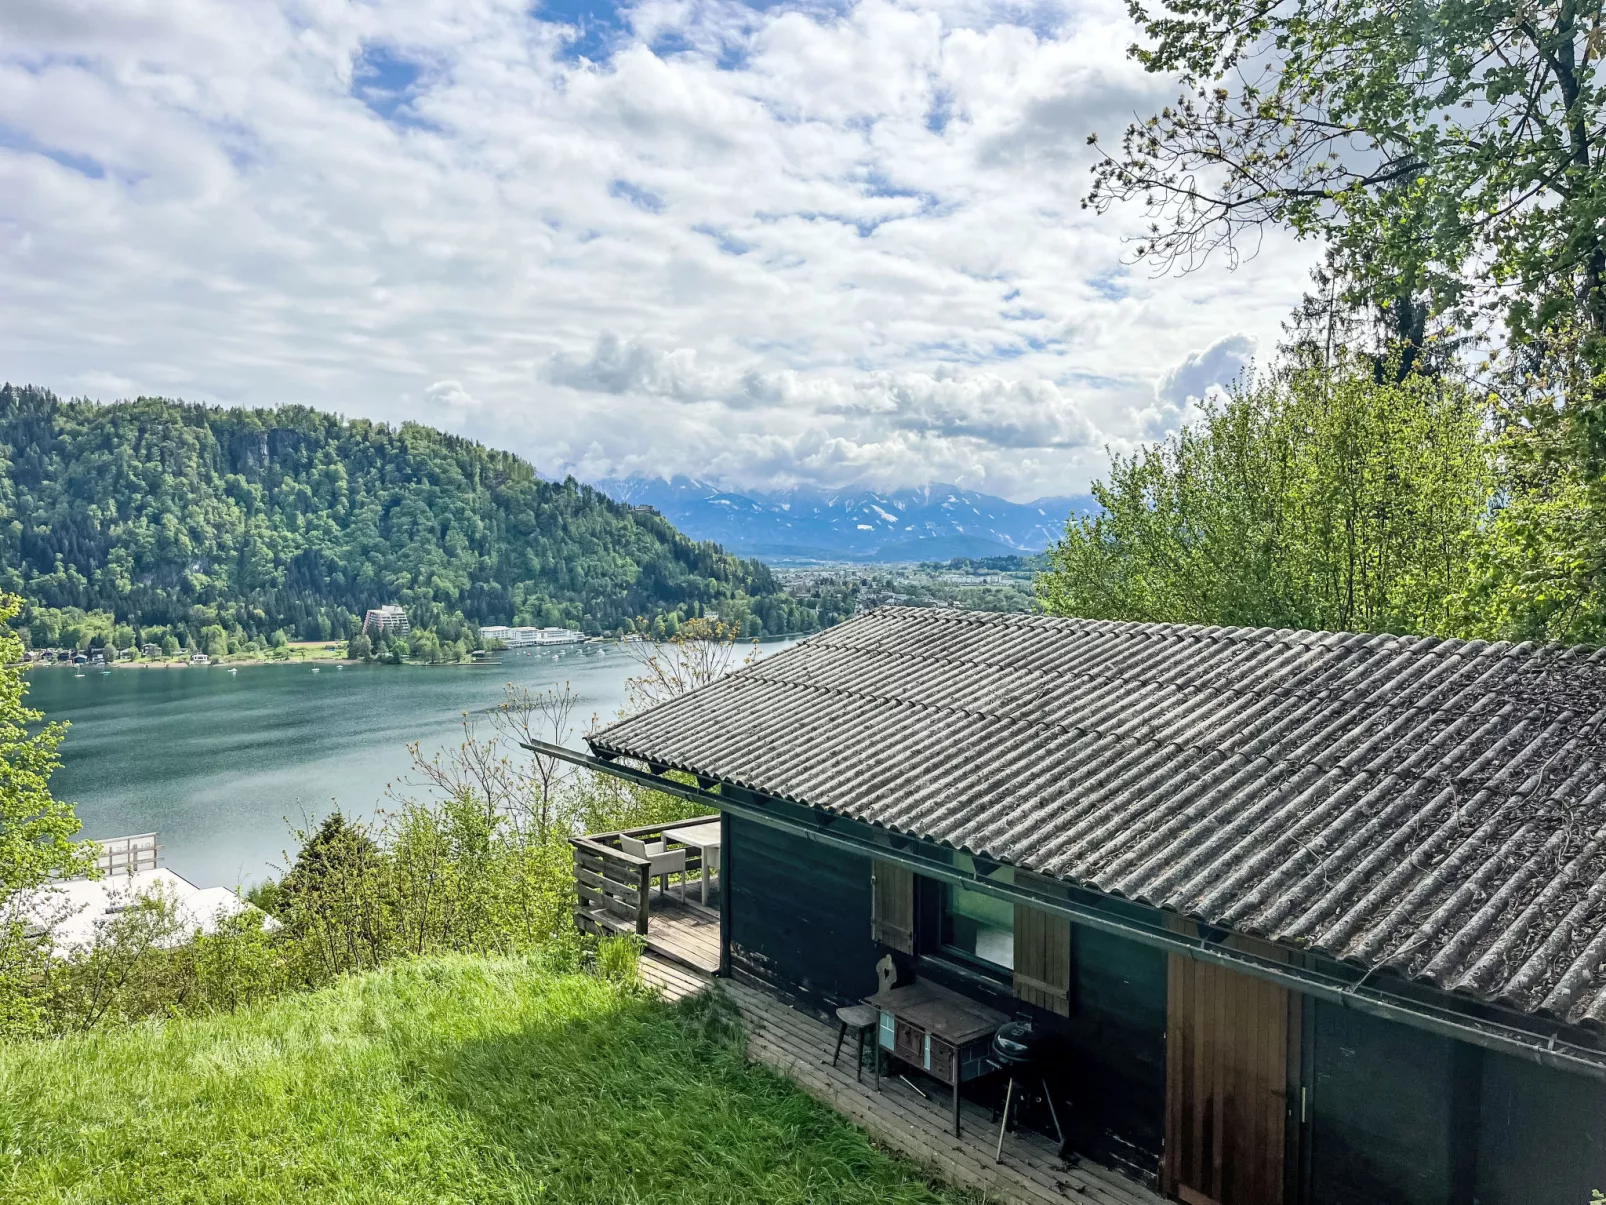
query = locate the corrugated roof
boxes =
[589,607,1606,1029]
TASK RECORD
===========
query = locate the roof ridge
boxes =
[861,604,1606,660]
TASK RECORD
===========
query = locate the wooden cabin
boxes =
[566,607,1606,1205]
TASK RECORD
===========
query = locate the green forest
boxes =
[0,385,837,656]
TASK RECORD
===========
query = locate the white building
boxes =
[362,604,411,637]
[23,833,276,956]
[477,624,584,647]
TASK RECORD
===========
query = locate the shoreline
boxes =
[19,656,362,671]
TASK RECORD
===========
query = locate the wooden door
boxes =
[1163,955,1292,1205]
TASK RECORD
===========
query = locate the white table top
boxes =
[662,820,723,848]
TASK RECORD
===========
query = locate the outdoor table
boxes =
[661,819,722,906]
[866,979,1010,1137]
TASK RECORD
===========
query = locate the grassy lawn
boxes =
[0,956,969,1205]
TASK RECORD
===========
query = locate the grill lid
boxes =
[992,1020,1045,1064]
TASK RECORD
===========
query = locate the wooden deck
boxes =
[637,953,1167,1205]
[641,887,721,973]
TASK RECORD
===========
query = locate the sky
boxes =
[0,0,1318,501]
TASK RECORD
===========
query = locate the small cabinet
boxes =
[868,980,1010,1138]
[893,1016,924,1068]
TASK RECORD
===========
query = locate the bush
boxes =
[595,933,644,985]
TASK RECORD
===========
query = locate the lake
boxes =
[23,642,793,890]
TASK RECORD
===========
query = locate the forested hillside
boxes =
[0,385,814,652]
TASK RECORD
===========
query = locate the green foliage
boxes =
[0,592,92,1036]
[0,385,791,648]
[1454,419,1606,646]
[1040,361,1493,635]
[1089,0,1606,622]
[594,932,644,985]
[0,956,969,1205]
[1090,0,1606,369]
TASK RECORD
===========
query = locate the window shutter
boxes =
[1013,901,1072,1016]
[870,860,915,953]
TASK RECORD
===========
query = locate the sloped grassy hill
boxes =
[0,384,786,645]
[0,956,966,1205]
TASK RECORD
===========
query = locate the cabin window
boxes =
[941,881,1015,972]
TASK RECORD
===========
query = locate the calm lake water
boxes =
[24,642,794,890]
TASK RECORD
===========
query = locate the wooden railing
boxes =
[94,833,160,875]
[569,820,717,937]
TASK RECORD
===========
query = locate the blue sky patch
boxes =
[777,210,892,238]
[925,86,953,134]
[1088,270,1128,300]
[994,0,1068,40]
[352,45,434,127]
[693,224,753,255]
[860,170,922,200]
[538,0,631,63]
[649,28,698,58]
[0,123,104,179]
[609,179,665,212]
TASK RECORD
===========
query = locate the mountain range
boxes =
[594,477,1093,563]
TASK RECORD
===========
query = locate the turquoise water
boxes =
[23,643,789,890]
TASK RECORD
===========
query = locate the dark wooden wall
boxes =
[725,815,880,1014]
[1306,1000,1464,1205]
[1062,925,1168,1184]
[721,810,1606,1203]
[1473,1047,1606,1204]
[1306,998,1606,1205]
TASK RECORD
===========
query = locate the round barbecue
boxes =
[991,1020,1064,1162]
[992,1020,1049,1067]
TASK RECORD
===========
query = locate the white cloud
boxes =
[1157,334,1258,409]
[0,0,1318,499]
[425,379,480,412]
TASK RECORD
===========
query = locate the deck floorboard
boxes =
[637,954,1166,1205]
[643,889,721,972]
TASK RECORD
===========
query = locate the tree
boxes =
[277,812,385,974]
[1089,0,1605,369]
[346,632,371,661]
[0,592,93,1034]
[1038,358,1494,635]
[200,624,228,659]
[622,617,756,712]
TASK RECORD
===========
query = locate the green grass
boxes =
[0,956,970,1205]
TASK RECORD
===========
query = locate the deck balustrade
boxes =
[569,821,718,965]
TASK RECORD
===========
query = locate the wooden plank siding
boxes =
[1014,900,1072,1017]
[728,815,880,1011]
[1164,955,1292,1205]
[871,859,916,953]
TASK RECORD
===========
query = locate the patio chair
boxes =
[620,835,687,901]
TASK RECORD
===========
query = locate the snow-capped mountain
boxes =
[595,477,1094,562]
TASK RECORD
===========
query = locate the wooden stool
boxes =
[832,1004,880,1084]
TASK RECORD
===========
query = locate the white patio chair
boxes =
[619,835,687,901]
